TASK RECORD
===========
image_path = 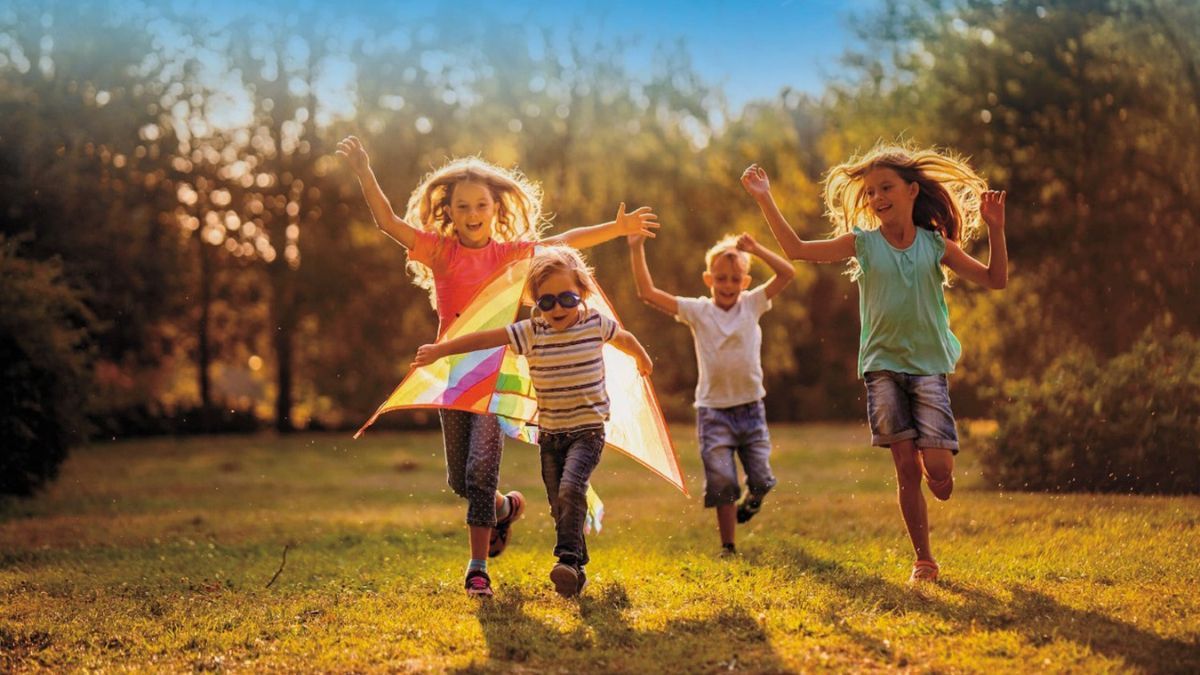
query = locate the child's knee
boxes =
[557,480,587,503]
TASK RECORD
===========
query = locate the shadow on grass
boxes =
[458,582,788,673]
[766,547,1199,674]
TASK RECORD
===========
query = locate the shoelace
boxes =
[466,576,490,590]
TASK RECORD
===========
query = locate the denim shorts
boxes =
[864,370,959,453]
[697,400,777,507]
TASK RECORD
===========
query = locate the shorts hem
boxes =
[917,437,960,454]
[871,429,918,447]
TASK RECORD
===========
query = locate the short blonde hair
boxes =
[525,245,597,302]
[704,235,750,272]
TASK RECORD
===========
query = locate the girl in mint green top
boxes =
[853,225,961,377]
[741,142,1009,584]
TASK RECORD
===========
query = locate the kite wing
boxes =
[356,248,687,496]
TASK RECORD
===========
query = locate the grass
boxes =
[1,423,1197,673]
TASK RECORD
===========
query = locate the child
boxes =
[412,245,653,598]
[337,136,659,598]
[628,231,795,555]
[741,143,1007,582]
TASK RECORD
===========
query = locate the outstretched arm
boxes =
[627,235,679,316]
[543,202,660,249]
[337,135,419,249]
[737,233,795,300]
[609,329,654,376]
[411,328,510,368]
[741,164,856,263]
[942,190,1008,290]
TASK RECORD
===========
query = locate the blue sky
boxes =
[514,0,874,108]
[169,0,875,111]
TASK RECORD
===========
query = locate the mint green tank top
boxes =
[853,226,961,377]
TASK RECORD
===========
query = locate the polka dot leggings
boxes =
[439,409,503,527]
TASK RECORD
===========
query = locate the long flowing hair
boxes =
[824,141,988,279]
[404,157,547,306]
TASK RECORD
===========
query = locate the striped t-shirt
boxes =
[506,309,619,432]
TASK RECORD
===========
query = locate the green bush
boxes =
[982,327,1200,494]
[0,238,94,496]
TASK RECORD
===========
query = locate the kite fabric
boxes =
[355,248,688,505]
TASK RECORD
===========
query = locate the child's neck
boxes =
[880,219,915,247]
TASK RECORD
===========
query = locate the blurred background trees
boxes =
[2,0,1196,494]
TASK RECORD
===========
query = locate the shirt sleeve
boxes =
[498,239,536,266]
[506,319,535,356]
[597,313,619,342]
[407,230,443,268]
[851,227,869,273]
[674,296,702,326]
[747,285,772,318]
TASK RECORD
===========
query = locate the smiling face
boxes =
[534,270,586,331]
[863,166,918,229]
[703,252,751,311]
[448,180,498,247]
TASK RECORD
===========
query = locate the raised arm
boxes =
[543,202,660,250]
[942,190,1008,290]
[741,164,856,263]
[737,233,795,300]
[411,327,510,368]
[627,235,679,316]
[609,328,654,376]
[337,135,419,249]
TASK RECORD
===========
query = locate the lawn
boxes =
[1,423,1197,673]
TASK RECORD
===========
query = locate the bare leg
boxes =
[716,504,737,547]
[891,439,933,563]
[469,525,490,560]
[918,448,955,501]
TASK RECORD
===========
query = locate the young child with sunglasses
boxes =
[412,245,653,597]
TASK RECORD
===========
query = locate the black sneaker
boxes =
[720,542,738,557]
[550,562,580,598]
[488,491,526,558]
[735,494,762,524]
[464,569,494,598]
[576,567,588,595]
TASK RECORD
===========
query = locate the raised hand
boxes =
[735,233,759,253]
[635,352,653,377]
[740,164,771,198]
[410,343,443,368]
[980,190,1006,231]
[614,202,660,239]
[336,135,371,176]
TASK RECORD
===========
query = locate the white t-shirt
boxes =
[674,285,771,409]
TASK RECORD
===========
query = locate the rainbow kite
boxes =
[355,249,689,506]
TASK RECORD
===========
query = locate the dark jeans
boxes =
[539,426,605,567]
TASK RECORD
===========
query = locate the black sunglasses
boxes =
[536,291,582,312]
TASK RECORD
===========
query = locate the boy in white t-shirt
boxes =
[628,232,795,554]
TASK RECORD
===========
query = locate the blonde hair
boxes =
[824,140,988,278]
[704,234,750,272]
[404,156,547,306]
[525,245,597,305]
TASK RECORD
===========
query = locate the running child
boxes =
[741,143,1007,582]
[628,231,795,555]
[412,245,653,598]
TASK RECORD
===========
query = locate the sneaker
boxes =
[735,493,762,524]
[720,542,738,557]
[488,491,526,558]
[576,567,588,596]
[909,559,940,584]
[464,569,494,598]
[550,562,580,598]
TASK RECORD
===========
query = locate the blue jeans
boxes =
[539,427,605,566]
[697,400,776,508]
[439,410,504,527]
[864,370,959,453]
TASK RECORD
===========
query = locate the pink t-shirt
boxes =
[408,230,534,333]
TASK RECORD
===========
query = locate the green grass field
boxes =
[1,424,1197,673]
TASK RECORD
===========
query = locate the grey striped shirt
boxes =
[506,309,619,432]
